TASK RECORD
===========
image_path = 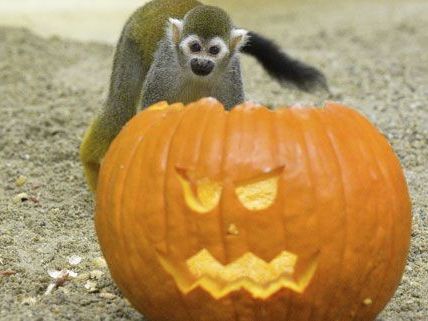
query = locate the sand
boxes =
[0,0,427,320]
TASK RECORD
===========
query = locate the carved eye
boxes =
[209,46,221,55]
[235,168,283,211]
[176,168,223,213]
[190,42,202,53]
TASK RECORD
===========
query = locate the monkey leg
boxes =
[80,20,146,193]
[79,118,114,193]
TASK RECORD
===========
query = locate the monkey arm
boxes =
[141,40,182,108]
[80,24,146,192]
[214,58,245,109]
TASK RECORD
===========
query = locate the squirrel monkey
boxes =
[80,0,328,192]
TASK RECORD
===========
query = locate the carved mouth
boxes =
[158,249,318,299]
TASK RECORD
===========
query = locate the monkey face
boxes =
[178,35,231,78]
[168,16,248,79]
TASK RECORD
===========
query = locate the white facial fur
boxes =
[207,37,229,60]
[179,35,202,57]
[179,35,229,60]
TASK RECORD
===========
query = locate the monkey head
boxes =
[167,5,248,79]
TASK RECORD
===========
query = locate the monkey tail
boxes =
[241,32,329,92]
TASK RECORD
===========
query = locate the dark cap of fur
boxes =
[183,5,232,40]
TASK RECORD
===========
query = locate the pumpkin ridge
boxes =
[192,105,228,266]
[313,107,353,320]
[115,129,152,304]
[339,108,386,321]
[162,109,188,256]
[104,119,151,295]
[345,108,389,321]
[116,111,176,312]
[272,110,293,320]
[96,107,172,312]
[349,110,408,320]
[183,105,216,255]
[283,108,317,320]
[271,112,290,269]
[220,107,243,318]
[120,132,154,310]
[221,108,240,321]
[280,109,304,321]
[339,109,383,321]
[156,109,199,321]
[330,104,371,320]
[249,107,270,320]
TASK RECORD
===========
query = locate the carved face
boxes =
[156,166,318,299]
[96,99,411,321]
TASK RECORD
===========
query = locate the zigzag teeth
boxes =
[186,249,297,284]
[158,249,318,299]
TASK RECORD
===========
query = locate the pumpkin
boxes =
[95,98,411,321]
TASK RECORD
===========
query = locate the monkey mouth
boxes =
[191,68,213,77]
[158,249,318,299]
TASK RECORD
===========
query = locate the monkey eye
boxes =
[190,42,202,53]
[209,46,221,55]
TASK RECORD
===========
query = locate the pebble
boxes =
[13,193,29,203]
[92,257,107,269]
[21,297,37,306]
[15,175,27,187]
[99,292,117,300]
[76,272,90,282]
[89,270,104,280]
[68,255,82,266]
[84,280,98,293]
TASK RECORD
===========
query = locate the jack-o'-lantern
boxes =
[95,98,411,321]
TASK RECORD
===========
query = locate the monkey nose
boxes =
[191,58,214,76]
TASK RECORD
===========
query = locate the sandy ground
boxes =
[0,0,427,320]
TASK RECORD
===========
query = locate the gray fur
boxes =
[101,21,146,135]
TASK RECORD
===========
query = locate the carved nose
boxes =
[191,58,214,76]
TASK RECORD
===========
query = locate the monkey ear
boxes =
[167,18,184,45]
[230,29,249,52]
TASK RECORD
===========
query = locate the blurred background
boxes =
[0,0,410,44]
[0,0,145,43]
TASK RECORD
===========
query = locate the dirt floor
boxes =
[0,0,427,320]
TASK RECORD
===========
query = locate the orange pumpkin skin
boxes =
[95,98,411,321]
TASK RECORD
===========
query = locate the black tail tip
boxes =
[292,64,330,93]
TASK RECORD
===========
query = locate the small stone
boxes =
[13,193,29,203]
[227,224,239,236]
[15,175,27,187]
[92,257,107,269]
[48,270,62,279]
[68,255,82,266]
[99,292,117,300]
[76,272,90,281]
[89,270,104,280]
[84,280,98,293]
[363,298,373,306]
[22,297,37,305]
